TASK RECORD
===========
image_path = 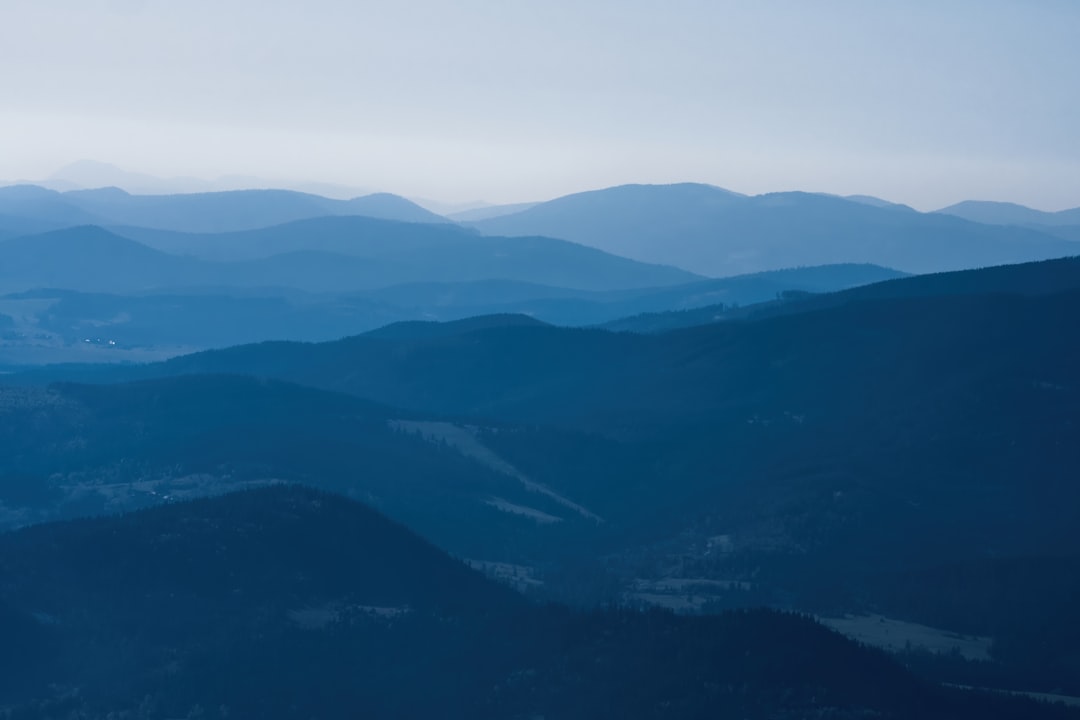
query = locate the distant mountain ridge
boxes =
[0,221,700,295]
[0,226,199,292]
[448,201,541,221]
[0,184,447,233]
[4,181,1076,281]
[0,264,899,364]
[11,159,374,198]
[359,263,904,328]
[469,183,1078,276]
[0,184,108,230]
[936,200,1080,227]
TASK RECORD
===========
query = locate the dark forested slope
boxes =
[0,486,1070,720]
[6,258,1080,699]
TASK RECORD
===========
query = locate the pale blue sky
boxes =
[1,0,1077,209]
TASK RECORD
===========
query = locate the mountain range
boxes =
[2,175,1080,714]
[18,159,374,199]
[0,220,697,295]
[0,263,902,364]
[3,183,1077,282]
[468,183,1078,276]
[0,184,445,235]
[3,180,1077,365]
[936,200,1080,227]
[6,256,1080,701]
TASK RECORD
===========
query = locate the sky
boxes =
[1,0,1078,210]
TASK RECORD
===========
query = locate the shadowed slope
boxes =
[0,486,1069,719]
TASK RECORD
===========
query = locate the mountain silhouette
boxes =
[0,220,700,294]
[0,264,897,362]
[0,184,107,229]
[936,200,1080,227]
[0,226,199,292]
[0,184,446,234]
[469,183,1078,276]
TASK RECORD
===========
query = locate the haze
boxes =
[1,0,1078,209]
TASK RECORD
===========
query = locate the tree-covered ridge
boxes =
[0,486,1073,719]
[3,256,1079,703]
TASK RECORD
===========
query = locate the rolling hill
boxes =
[118,257,1080,434]
[936,200,1080,227]
[0,373,620,563]
[0,485,1069,719]
[0,184,107,229]
[0,184,447,234]
[0,226,200,292]
[469,183,1078,276]
[99,215,701,293]
[13,259,1079,614]
[0,264,896,364]
[6,257,1080,700]
[0,220,700,295]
